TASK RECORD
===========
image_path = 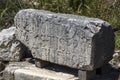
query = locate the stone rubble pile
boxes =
[0,27,26,62]
[0,9,119,80]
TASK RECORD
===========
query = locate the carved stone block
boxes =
[15,9,115,70]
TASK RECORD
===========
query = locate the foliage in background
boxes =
[115,32,120,49]
[115,36,120,50]
[0,0,30,30]
[0,0,120,49]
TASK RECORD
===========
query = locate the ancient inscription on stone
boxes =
[15,9,114,70]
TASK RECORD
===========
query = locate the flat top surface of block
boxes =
[4,62,78,80]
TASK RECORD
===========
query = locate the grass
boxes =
[115,32,120,50]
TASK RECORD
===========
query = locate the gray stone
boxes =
[78,70,96,80]
[3,62,78,80]
[35,59,50,68]
[15,9,115,70]
[0,27,26,61]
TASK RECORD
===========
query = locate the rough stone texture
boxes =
[3,62,78,80]
[109,50,120,69]
[2,61,120,80]
[15,9,115,70]
[35,59,50,68]
[0,27,26,61]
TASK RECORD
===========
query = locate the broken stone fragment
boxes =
[15,9,115,70]
[3,62,78,80]
[0,27,26,61]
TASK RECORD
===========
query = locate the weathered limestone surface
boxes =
[0,27,26,61]
[3,62,78,80]
[15,9,115,70]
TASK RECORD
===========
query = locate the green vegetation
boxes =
[0,0,30,30]
[0,0,120,49]
[115,32,120,50]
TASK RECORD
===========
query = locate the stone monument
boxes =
[14,9,115,80]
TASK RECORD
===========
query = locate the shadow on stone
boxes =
[42,63,120,80]
[94,67,120,80]
[44,63,78,77]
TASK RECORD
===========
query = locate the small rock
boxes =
[113,53,119,57]
[118,63,120,67]
[0,27,26,61]
[3,62,78,80]
[115,50,120,53]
